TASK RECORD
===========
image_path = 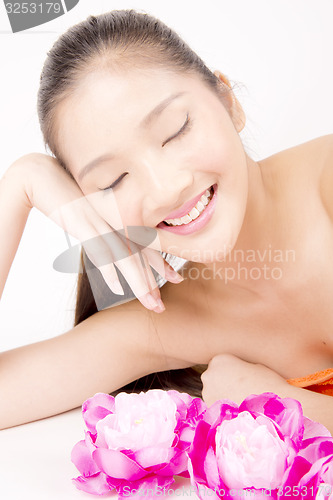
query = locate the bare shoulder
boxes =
[287,134,333,178]
[263,135,333,215]
[263,134,333,174]
[314,134,333,220]
[264,134,333,167]
[291,133,333,219]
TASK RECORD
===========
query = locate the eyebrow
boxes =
[78,92,186,182]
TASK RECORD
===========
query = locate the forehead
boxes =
[55,69,212,172]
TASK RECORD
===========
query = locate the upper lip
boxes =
[162,186,212,221]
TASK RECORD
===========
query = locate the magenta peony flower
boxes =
[71,389,206,497]
[187,392,333,500]
[282,430,333,499]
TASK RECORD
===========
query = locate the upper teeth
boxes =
[164,188,213,226]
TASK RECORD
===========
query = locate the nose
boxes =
[141,157,194,222]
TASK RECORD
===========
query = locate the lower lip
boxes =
[157,183,218,235]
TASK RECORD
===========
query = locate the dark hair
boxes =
[37,10,232,399]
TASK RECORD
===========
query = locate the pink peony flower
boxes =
[215,411,290,489]
[282,431,333,499]
[188,392,333,500]
[71,389,206,497]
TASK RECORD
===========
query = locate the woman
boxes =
[0,10,332,432]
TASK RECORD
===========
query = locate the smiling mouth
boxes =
[159,185,215,227]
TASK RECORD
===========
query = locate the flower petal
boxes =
[155,448,189,477]
[193,482,220,500]
[297,438,333,486]
[188,420,211,482]
[82,392,115,434]
[303,417,333,439]
[177,426,195,449]
[204,400,239,429]
[93,448,147,480]
[240,393,304,449]
[133,445,176,469]
[167,390,193,406]
[204,447,220,490]
[71,471,113,495]
[71,439,99,476]
[281,454,314,491]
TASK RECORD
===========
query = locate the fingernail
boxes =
[173,274,184,283]
[153,298,165,313]
[167,269,184,282]
[145,293,159,309]
[110,280,124,295]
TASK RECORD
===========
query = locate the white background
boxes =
[1,0,333,350]
[0,1,332,499]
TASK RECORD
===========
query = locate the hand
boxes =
[9,153,183,312]
[201,353,288,407]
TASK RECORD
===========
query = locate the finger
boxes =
[115,250,159,297]
[80,226,133,297]
[83,244,125,296]
[84,189,124,231]
[49,191,165,311]
[142,247,184,283]
[97,227,162,299]
[114,251,165,311]
[82,230,118,265]
[84,229,138,267]
[82,225,162,309]
[138,250,163,303]
[98,263,124,295]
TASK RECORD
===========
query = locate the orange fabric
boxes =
[287,368,333,396]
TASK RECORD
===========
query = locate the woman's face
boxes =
[56,68,248,263]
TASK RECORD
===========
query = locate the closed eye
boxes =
[101,172,128,193]
[101,114,191,192]
[162,113,191,147]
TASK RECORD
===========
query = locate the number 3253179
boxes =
[5,3,61,14]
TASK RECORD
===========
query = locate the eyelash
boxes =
[101,114,191,192]
[101,172,128,194]
[162,113,191,147]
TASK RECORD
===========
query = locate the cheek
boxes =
[187,119,240,176]
[189,139,228,177]
[115,193,143,227]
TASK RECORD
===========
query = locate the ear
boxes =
[213,70,246,133]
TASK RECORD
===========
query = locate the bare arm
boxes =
[0,301,166,430]
[201,354,333,435]
[0,154,184,430]
[0,161,32,300]
[1,153,182,312]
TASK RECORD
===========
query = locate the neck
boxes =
[233,154,269,253]
[199,153,279,296]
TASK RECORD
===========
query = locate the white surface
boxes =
[0,406,194,499]
[0,407,91,499]
[0,1,332,499]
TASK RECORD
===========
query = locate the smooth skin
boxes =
[0,68,333,432]
[0,154,182,311]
